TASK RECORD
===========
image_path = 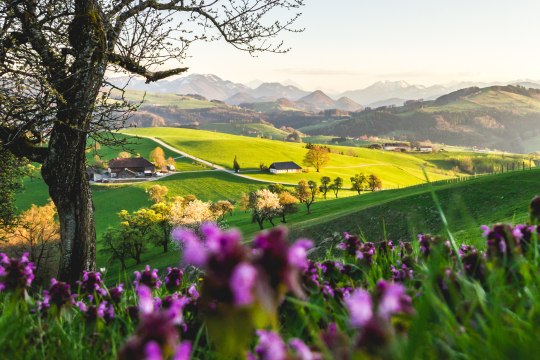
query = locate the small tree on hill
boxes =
[351,173,367,194]
[368,174,382,192]
[101,227,134,272]
[319,176,331,199]
[210,200,235,222]
[171,199,218,229]
[233,156,241,173]
[296,180,319,214]
[303,145,330,172]
[331,177,344,198]
[0,201,60,283]
[147,185,169,203]
[244,189,282,230]
[279,191,300,223]
[150,202,173,253]
[150,147,166,170]
[167,157,176,168]
[118,209,159,264]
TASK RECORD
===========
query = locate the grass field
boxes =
[14,129,538,280]
[15,161,539,281]
[199,123,290,139]
[87,133,208,172]
[122,127,455,188]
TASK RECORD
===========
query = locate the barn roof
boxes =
[269,161,302,170]
[109,157,155,169]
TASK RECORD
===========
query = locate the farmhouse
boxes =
[108,157,155,178]
[269,161,302,174]
[383,143,411,152]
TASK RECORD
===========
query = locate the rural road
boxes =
[129,135,298,186]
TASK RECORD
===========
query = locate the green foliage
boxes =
[0,149,28,226]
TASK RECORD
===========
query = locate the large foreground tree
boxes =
[0,0,304,283]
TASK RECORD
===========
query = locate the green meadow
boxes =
[199,122,290,138]
[122,127,455,188]
[14,129,539,280]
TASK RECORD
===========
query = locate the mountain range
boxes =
[109,73,540,110]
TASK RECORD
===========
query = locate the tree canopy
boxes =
[0,0,304,282]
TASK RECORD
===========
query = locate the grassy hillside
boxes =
[87,133,208,172]
[16,171,264,237]
[305,85,540,153]
[289,169,540,247]
[122,127,454,188]
[199,122,289,139]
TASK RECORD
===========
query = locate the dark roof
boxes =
[269,161,302,170]
[109,157,155,169]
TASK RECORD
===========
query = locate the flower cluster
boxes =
[119,285,191,360]
[249,330,320,360]
[483,223,538,261]
[0,252,35,292]
[337,234,375,265]
[164,267,184,292]
[418,234,452,257]
[134,265,162,290]
[173,223,313,309]
[38,278,76,313]
[345,280,413,353]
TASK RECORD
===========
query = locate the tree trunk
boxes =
[163,227,169,253]
[41,125,96,284]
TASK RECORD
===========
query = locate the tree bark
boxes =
[41,125,96,284]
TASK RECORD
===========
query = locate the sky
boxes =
[172,0,540,92]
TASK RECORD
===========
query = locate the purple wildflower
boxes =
[289,338,319,360]
[137,285,155,315]
[43,278,75,309]
[76,300,108,321]
[253,330,287,360]
[356,242,376,265]
[391,264,414,282]
[165,267,184,292]
[120,284,187,360]
[288,239,314,271]
[230,262,258,306]
[134,265,161,290]
[144,341,162,360]
[345,289,373,327]
[187,284,199,301]
[377,280,413,318]
[106,284,124,304]
[77,271,105,295]
[173,341,192,360]
[0,252,35,291]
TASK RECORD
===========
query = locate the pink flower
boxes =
[344,289,373,327]
[288,239,313,271]
[253,330,287,360]
[230,263,258,306]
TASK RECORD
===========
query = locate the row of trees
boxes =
[102,185,234,270]
[241,173,383,230]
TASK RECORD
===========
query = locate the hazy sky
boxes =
[177,0,540,92]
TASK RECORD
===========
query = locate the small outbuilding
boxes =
[269,161,302,174]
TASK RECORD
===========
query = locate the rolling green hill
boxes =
[199,122,290,139]
[302,85,540,153]
[122,127,455,188]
